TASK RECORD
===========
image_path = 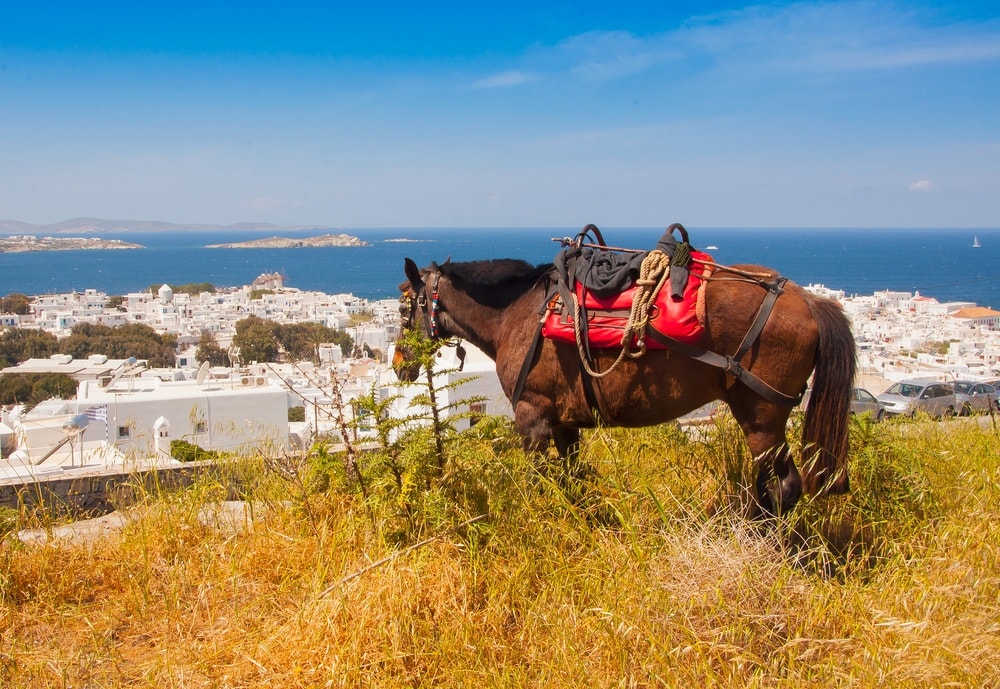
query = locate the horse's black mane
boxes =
[438,259,552,288]
[437,259,553,309]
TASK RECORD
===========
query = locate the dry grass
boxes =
[1,414,998,688]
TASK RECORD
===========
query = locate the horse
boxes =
[395,242,856,517]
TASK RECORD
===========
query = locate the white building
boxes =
[949,306,1000,330]
[6,373,289,470]
[380,342,512,439]
[1,354,144,382]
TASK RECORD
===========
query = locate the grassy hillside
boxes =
[2,413,998,687]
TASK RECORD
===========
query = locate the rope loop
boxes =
[573,248,672,378]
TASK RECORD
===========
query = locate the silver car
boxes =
[953,380,999,415]
[877,379,957,418]
[851,387,885,420]
[800,386,886,420]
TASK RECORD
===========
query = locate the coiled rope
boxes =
[573,248,672,378]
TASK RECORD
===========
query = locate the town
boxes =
[1,273,999,486]
[0,272,506,486]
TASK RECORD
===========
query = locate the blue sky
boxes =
[2,1,998,228]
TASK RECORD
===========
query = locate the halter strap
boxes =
[426,271,442,339]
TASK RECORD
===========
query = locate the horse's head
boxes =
[395,256,537,380]
[399,258,435,334]
[393,258,447,382]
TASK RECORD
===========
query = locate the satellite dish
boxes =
[62,414,91,434]
[196,360,210,385]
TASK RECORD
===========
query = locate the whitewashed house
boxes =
[379,342,512,439]
[8,373,289,469]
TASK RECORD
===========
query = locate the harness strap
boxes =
[644,322,801,407]
[511,287,557,408]
[512,287,605,420]
[733,276,786,361]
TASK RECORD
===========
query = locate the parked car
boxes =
[877,379,957,418]
[953,380,999,415]
[851,387,885,420]
[800,386,886,420]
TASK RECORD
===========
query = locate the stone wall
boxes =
[0,461,236,519]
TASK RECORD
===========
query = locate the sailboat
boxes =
[973,235,981,248]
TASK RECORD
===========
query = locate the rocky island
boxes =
[0,235,144,253]
[206,233,368,249]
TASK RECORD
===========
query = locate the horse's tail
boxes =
[801,294,856,495]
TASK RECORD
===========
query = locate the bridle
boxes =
[399,269,443,339]
[398,268,466,371]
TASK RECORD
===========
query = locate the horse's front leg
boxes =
[552,426,581,460]
[514,400,555,456]
[514,402,581,468]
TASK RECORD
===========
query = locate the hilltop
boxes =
[0,236,143,253]
[206,233,369,248]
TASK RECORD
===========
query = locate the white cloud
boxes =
[909,179,934,192]
[557,30,661,81]
[471,70,536,89]
[543,4,1000,84]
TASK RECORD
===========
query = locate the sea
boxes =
[1,227,997,308]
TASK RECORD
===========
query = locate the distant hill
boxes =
[206,234,368,248]
[0,217,343,235]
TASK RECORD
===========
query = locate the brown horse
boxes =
[397,250,855,516]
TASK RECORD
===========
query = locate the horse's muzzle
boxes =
[392,347,421,382]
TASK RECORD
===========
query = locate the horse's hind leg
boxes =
[751,440,802,517]
[730,400,802,517]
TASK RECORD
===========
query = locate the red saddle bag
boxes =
[542,251,713,349]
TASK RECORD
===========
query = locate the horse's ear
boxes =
[404,258,424,289]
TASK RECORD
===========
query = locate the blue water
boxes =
[1,227,998,307]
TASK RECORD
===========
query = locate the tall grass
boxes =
[1,414,998,687]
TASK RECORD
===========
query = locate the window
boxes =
[193,421,208,434]
[355,408,373,432]
[117,426,130,439]
[469,402,487,426]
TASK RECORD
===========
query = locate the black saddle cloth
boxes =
[554,229,690,300]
